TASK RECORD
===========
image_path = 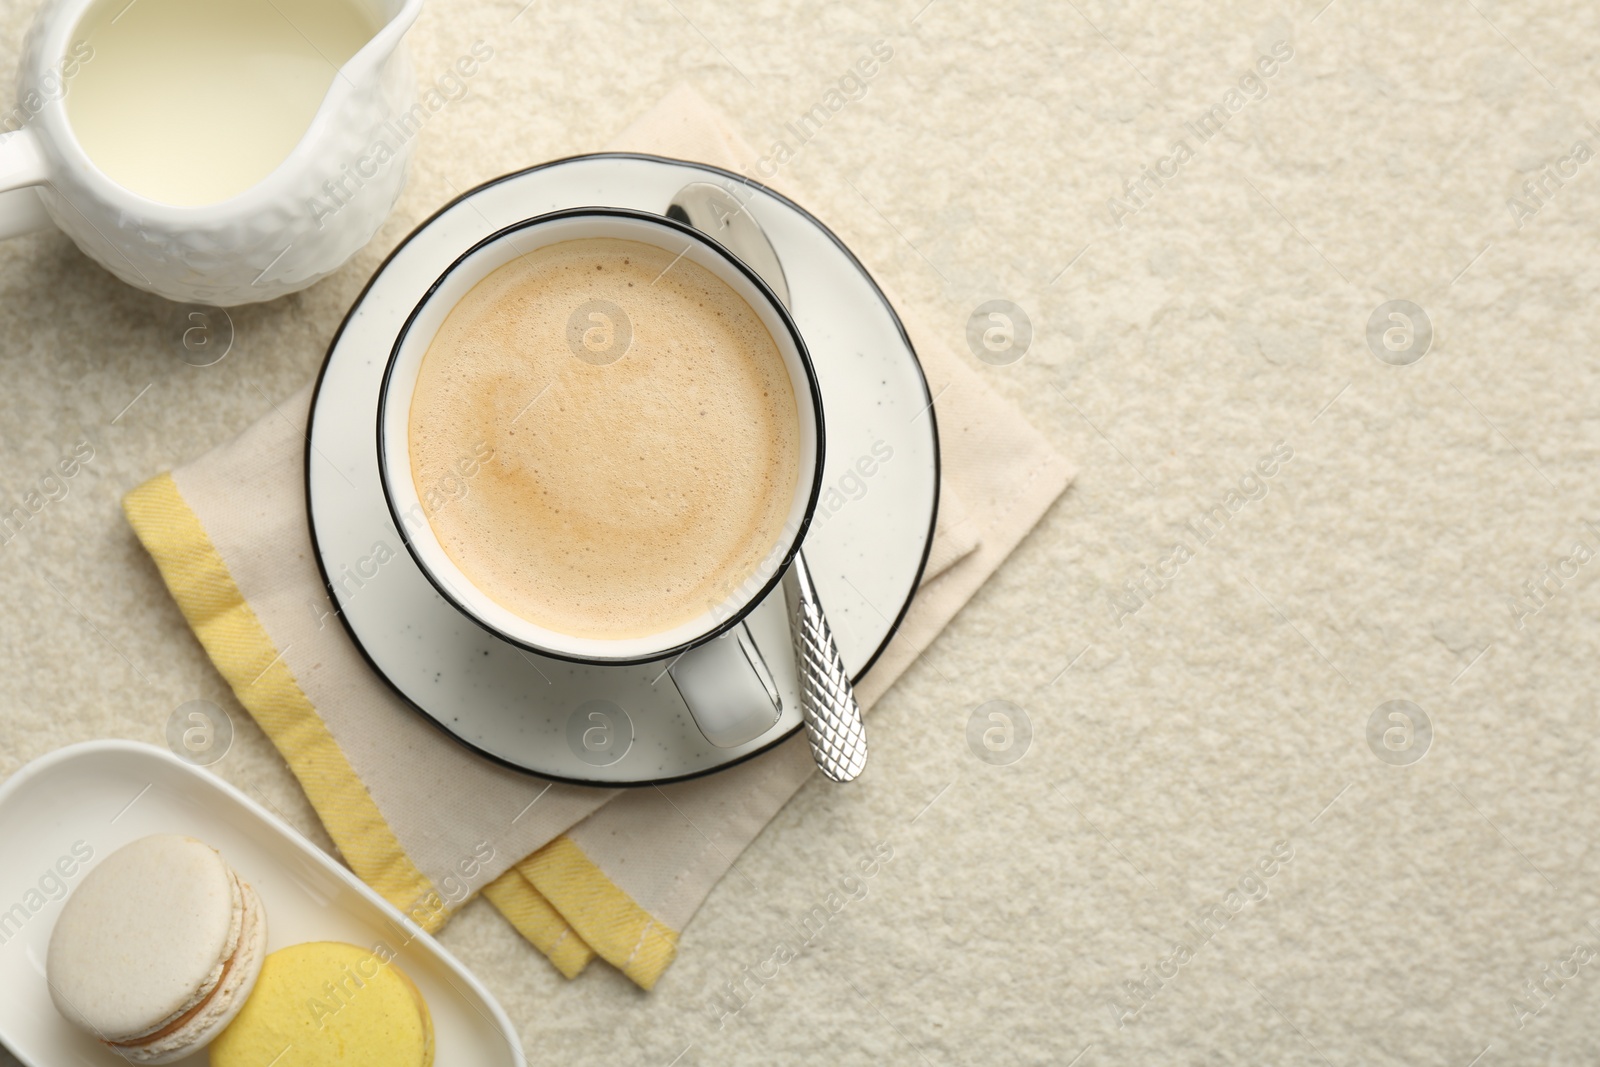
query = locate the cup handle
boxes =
[0,128,55,240]
[668,622,783,749]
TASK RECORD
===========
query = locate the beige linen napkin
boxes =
[122,85,1074,989]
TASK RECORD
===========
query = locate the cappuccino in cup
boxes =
[407,236,801,641]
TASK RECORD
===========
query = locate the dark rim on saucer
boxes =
[306,153,940,787]
[374,205,828,668]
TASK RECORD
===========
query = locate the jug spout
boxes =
[343,0,425,73]
[231,0,428,302]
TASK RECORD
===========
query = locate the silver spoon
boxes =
[667,181,869,783]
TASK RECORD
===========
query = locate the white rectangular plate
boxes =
[0,741,524,1066]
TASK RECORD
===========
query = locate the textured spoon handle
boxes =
[786,553,868,782]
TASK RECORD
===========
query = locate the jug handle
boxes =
[0,128,55,240]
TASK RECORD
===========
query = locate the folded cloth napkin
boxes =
[122,85,1074,990]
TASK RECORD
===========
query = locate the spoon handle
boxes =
[785,552,868,782]
[668,179,869,783]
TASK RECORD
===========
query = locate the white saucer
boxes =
[305,154,938,786]
[0,742,524,1067]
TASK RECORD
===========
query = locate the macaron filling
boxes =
[108,948,235,1050]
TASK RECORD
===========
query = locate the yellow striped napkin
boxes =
[123,85,1073,989]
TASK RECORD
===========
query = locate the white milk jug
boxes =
[0,0,424,305]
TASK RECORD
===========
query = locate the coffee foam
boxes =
[408,237,801,641]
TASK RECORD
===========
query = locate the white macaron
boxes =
[46,834,268,1064]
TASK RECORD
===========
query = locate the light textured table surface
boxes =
[4,0,1600,1063]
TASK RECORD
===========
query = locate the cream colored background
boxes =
[3,0,1599,1063]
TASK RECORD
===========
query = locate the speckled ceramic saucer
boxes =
[306,153,938,786]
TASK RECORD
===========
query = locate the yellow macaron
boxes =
[209,941,433,1067]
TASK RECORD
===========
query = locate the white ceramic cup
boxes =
[0,0,421,305]
[377,207,826,748]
